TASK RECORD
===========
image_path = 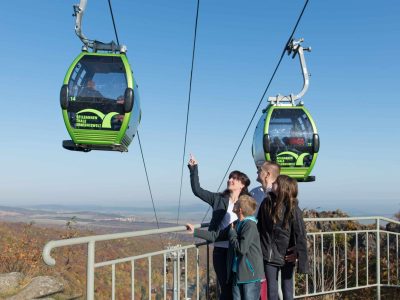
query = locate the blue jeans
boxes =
[213,247,232,300]
[264,262,294,300]
[232,279,261,300]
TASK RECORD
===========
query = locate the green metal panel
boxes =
[263,104,274,162]
[295,106,318,179]
[63,108,126,145]
[115,112,131,143]
[62,108,125,145]
[304,153,318,178]
[73,130,120,145]
[62,110,75,142]
[120,55,133,89]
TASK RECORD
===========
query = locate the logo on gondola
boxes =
[276,151,310,167]
[76,109,119,129]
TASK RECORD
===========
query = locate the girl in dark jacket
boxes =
[187,154,251,300]
[257,175,308,300]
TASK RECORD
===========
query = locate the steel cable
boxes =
[176,0,201,225]
[201,0,310,223]
[106,0,163,246]
[137,132,164,247]
[107,0,120,45]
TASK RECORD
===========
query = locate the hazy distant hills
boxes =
[0,203,209,231]
[25,203,207,213]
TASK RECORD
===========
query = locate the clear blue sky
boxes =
[0,1,399,218]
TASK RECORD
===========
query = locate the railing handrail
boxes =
[43,223,209,266]
[43,216,400,266]
[303,216,400,225]
[95,243,200,268]
[42,216,400,299]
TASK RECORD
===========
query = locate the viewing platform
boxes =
[42,216,400,299]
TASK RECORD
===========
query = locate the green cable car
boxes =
[60,52,141,152]
[252,104,319,181]
[60,0,141,152]
[252,39,319,181]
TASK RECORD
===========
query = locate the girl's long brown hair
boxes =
[270,175,298,228]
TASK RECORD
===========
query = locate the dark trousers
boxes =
[264,262,294,300]
[213,247,232,300]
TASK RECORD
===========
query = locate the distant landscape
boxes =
[0,205,211,299]
[1,204,398,236]
[1,205,400,299]
[0,204,209,233]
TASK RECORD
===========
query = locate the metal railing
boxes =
[43,216,400,299]
[43,224,211,299]
[294,216,400,299]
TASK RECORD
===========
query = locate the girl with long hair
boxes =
[257,175,308,300]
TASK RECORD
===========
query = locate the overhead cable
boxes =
[137,132,163,236]
[176,0,201,225]
[107,0,120,45]
[202,0,310,223]
[106,0,163,245]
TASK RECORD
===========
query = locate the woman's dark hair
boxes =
[269,175,298,229]
[221,170,251,197]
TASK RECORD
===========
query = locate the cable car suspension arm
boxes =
[73,0,126,53]
[268,38,311,105]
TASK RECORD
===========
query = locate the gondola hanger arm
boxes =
[73,0,126,53]
[268,38,311,106]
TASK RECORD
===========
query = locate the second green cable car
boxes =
[252,104,319,181]
[252,39,319,181]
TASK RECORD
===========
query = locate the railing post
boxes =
[387,232,390,285]
[87,241,95,300]
[345,232,348,289]
[397,234,399,286]
[177,250,181,300]
[313,234,316,294]
[356,232,359,287]
[207,243,210,300]
[376,218,381,299]
[321,233,324,292]
[148,257,152,300]
[333,233,336,291]
[196,247,200,300]
[366,232,369,285]
[132,260,135,300]
[185,249,188,300]
[112,264,116,300]
[173,256,178,300]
